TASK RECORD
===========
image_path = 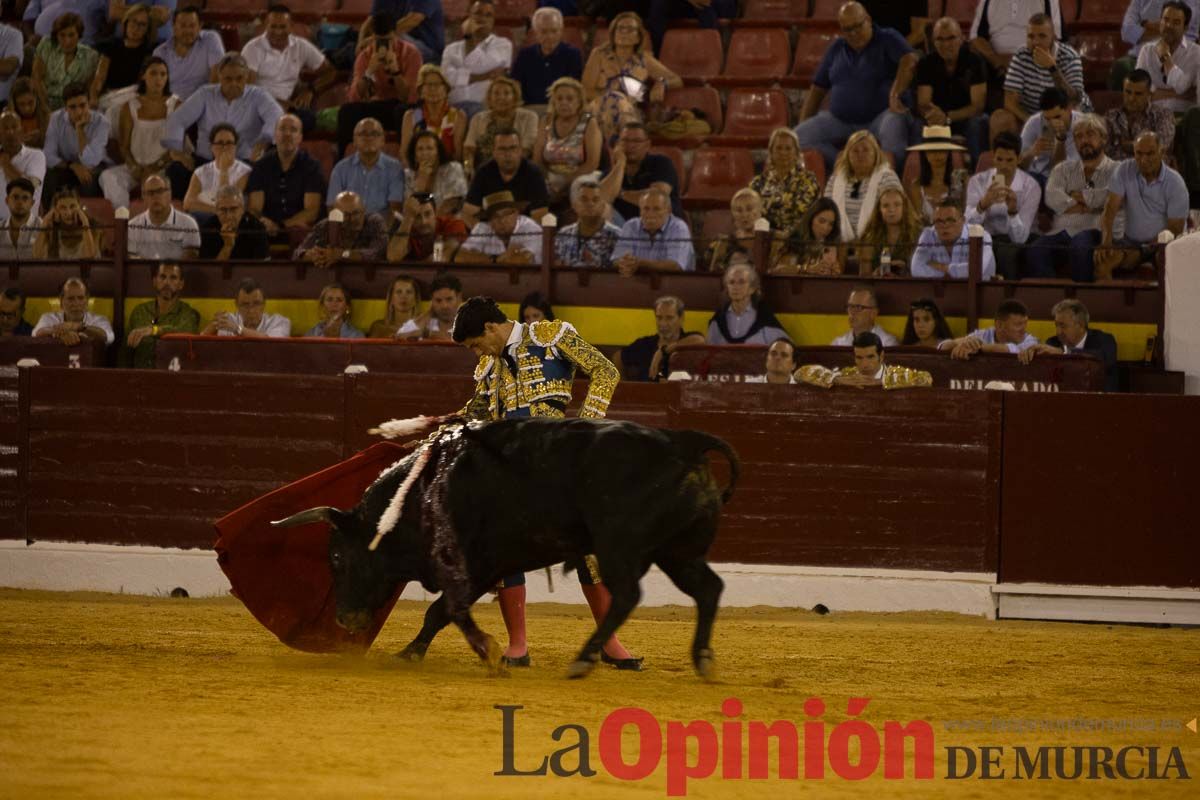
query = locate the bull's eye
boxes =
[330,551,342,568]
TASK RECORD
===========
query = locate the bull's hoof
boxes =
[566,658,596,679]
[396,643,428,662]
[695,649,717,682]
[483,634,506,677]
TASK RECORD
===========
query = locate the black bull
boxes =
[273,418,740,678]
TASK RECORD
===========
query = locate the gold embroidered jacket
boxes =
[460,319,619,420]
[796,363,934,390]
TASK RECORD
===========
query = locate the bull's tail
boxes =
[670,430,740,504]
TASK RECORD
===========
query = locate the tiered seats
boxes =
[942,0,980,28]
[299,140,336,178]
[664,86,724,133]
[659,29,724,83]
[1072,30,1125,90]
[493,0,536,25]
[716,29,791,86]
[650,146,688,194]
[711,89,790,146]
[740,0,807,27]
[802,148,826,187]
[808,0,843,28]
[791,30,838,84]
[684,148,756,207]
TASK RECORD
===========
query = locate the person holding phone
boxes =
[965,131,1039,279]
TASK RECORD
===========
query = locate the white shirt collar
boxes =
[505,321,524,349]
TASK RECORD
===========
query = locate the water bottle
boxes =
[879,247,892,276]
[432,235,445,262]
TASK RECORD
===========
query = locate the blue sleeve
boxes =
[161,91,206,152]
[388,161,405,203]
[1020,115,1039,152]
[813,45,836,90]
[909,227,935,276]
[80,116,111,168]
[43,115,62,167]
[22,0,40,23]
[612,223,634,259]
[1121,0,1147,47]
[327,163,344,205]
[1167,171,1190,219]
[256,89,283,146]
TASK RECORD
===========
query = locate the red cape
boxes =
[214,442,410,653]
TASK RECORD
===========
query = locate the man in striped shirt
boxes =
[1001,13,1090,132]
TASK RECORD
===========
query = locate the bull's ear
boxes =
[270,506,347,529]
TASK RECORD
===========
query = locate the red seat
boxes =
[664,86,723,134]
[204,0,269,14]
[802,147,826,188]
[650,145,687,194]
[80,198,116,254]
[299,140,336,179]
[740,0,807,26]
[684,147,756,207]
[720,29,791,83]
[443,0,469,22]
[791,30,838,83]
[808,0,842,27]
[1089,89,1123,114]
[1071,30,1124,89]
[1061,0,1081,23]
[1069,0,1124,28]
[659,29,724,81]
[698,208,734,240]
[716,89,790,142]
[286,0,339,15]
[493,0,535,23]
[561,23,586,53]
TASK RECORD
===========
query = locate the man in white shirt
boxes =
[199,277,292,338]
[31,277,115,345]
[1137,0,1200,112]
[0,178,39,260]
[242,4,336,131]
[442,1,512,117]
[0,111,45,221]
[939,299,1040,362]
[1026,114,1122,279]
[971,0,1064,68]
[127,174,202,260]
[831,286,899,347]
[965,131,1041,279]
[455,190,543,264]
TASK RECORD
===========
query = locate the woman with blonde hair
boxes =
[581,11,681,145]
[305,283,365,339]
[534,77,603,204]
[463,76,539,173]
[704,188,785,273]
[399,64,467,167]
[750,128,820,237]
[367,274,427,339]
[31,12,100,110]
[824,130,901,245]
[859,186,924,276]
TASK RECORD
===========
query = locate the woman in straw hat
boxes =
[906,125,969,223]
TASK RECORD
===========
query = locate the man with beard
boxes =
[1025,115,1122,280]
[32,277,114,345]
[385,192,468,263]
[246,114,326,238]
[121,262,200,367]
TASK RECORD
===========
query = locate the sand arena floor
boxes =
[0,588,1196,799]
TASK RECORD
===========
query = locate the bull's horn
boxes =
[270,507,338,528]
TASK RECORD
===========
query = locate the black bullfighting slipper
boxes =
[501,653,531,667]
[600,652,645,671]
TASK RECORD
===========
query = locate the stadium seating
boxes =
[443,0,470,22]
[659,29,725,82]
[1072,30,1125,90]
[808,0,843,28]
[1089,89,1123,114]
[664,86,724,134]
[684,147,756,207]
[791,30,838,84]
[650,146,688,194]
[493,0,537,24]
[974,151,994,173]
[803,148,826,188]
[717,29,791,86]
[740,0,807,26]
[299,140,336,179]
[712,89,790,146]
[942,0,980,28]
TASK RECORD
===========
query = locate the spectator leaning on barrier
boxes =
[911,197,998,280]
[122,262,200,368]
[616,295,705,382]
[127,173,202,260]
[455,190,544,265]
[795,1,917,173]
[554,173,621,268]
[0,178,39,260]
[32,277,114,345]
[831,286,899,347]
[612,187,695,276]
[1026,298,1120,391]
[1026,114,1121,280]
[1105,68,1176,160]
[305,282,365,339]
[201,277,291,338]
[1093,130,1188,279]
[199,185,269,261]
[707,262,788,346]
[796,331,933,390]
[745,338,797,385]
[0,286,31,335]
[965,131,1040,279]
[294,190,389,267]
[386,191,468,263]
[939,298,1040,362]
[0,110,47,219]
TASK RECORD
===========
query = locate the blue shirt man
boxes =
[152,8,225,101]
[327,152,406,216]
[612,190,695,273]
[0,23,22,104]
[371,0,444,63]
[511,8,583,106]
[44,104,110,171]
[161,56,282,161]
[25,0,109,45]
[794,3,917,171]
[1106,149,1189,244]
[910,204,996,280]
